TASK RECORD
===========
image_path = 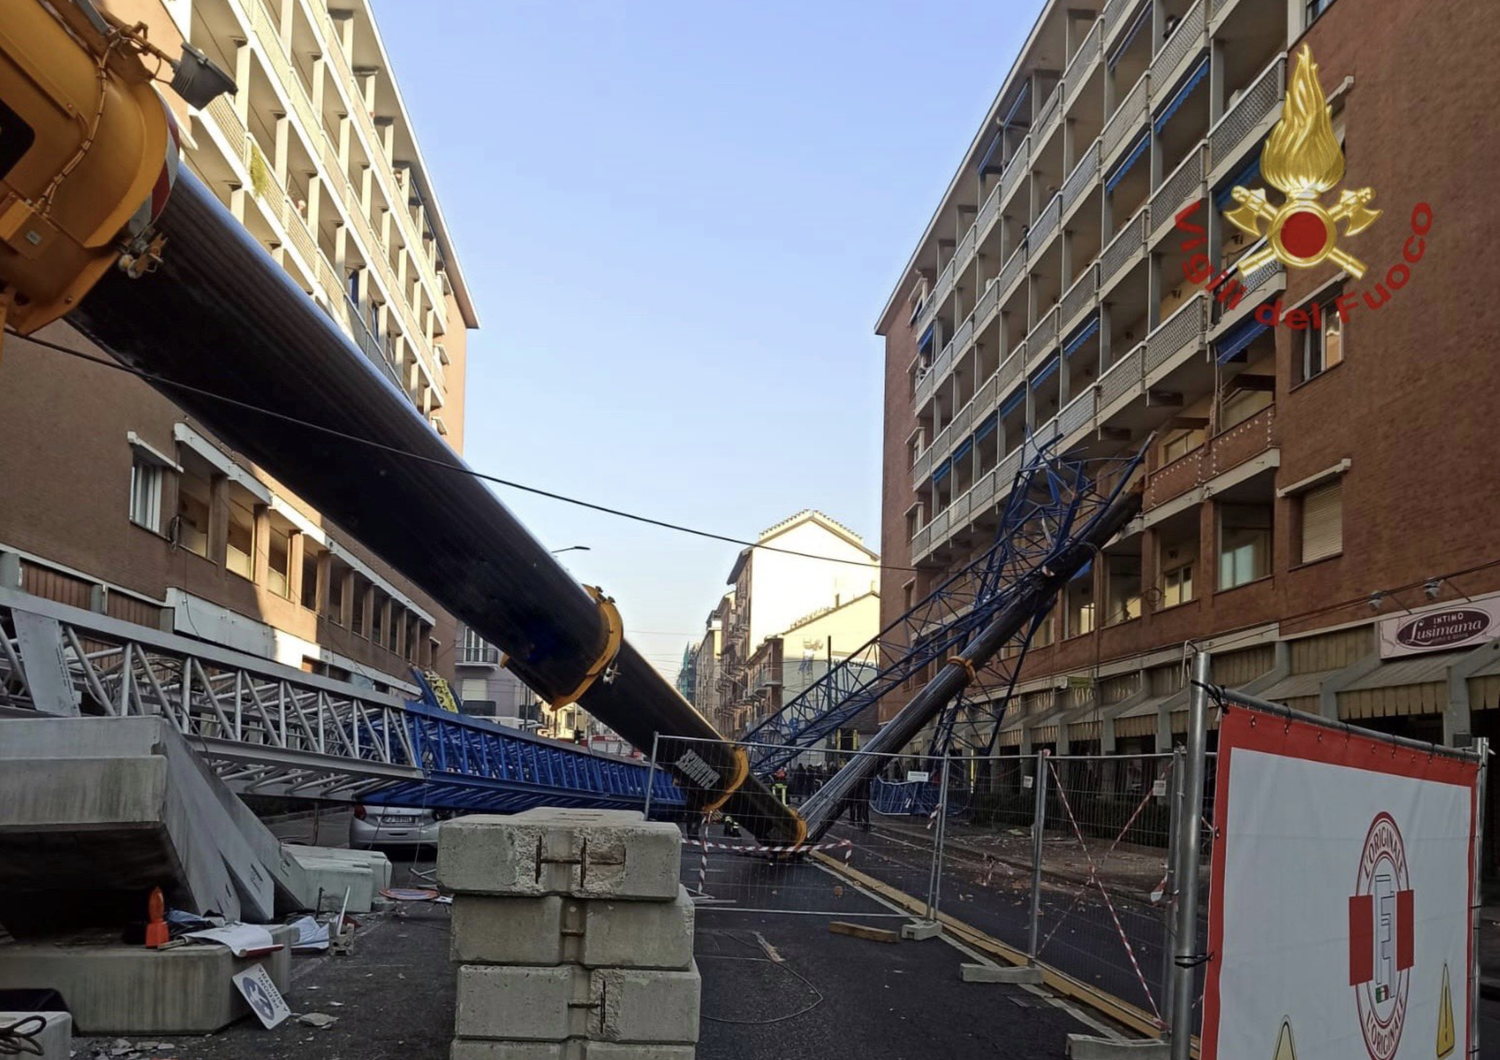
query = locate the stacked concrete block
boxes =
[438,809,699,1060]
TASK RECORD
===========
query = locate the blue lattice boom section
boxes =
[354,701,685,813]
[741,438,1146,773]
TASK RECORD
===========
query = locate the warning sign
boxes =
[233,965,291,1028]
[1202,706,1479,1060]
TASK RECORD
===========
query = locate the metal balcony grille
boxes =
[1058,388,1097,440]
[1150,144,1207,227]
[1099,343,1145,408]
[1061,266,1099,329]
[998,341,1026,392]
[1031,194,1063,250]
[1102,0,1143,43]
[1103,71,1150,162]
[976,279,1001,330]
[1063,139,1102,216]
[1145,294,1207,374]
[1100,208,1148,286]
[977,179,1003,235]
[1027,306,1060,358]
[998,243,1028,300]
[1034,83,1064,145]
[1151,0,1206,95]
[1064,20,1104,107]
[1001,137,1032,203]
[1209,55,1287,168]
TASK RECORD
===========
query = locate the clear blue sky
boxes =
[372,0,1039,682]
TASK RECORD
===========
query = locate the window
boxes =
[1032,608,1055,648]
[267,524,292,599]
[370,591,385,644]
[1219,503,1273,590]
[129,454,163,532]
[1162,563,1194,607]
[328,562,346,623]
[1300,298,1344,383]
[1106,555,1142,625]
[225,490,257,580]
[1065,573,1094,638]
[1299,480,1344,563]
[1306,0,1338,27]
[1221,383,1273,432]
[176,461,213,558]
[1161,428,1204,465]
[351,577,368,636]
[300,547,321,609]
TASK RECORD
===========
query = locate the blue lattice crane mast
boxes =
[742,440,1146,778]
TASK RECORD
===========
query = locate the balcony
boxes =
[1149,142,1207,244]
[913,443,934,489]
[1101,0,1147,50]
[1062,138,1102,222]
[997,241,1029,305]
[1144,293,1208,381]
[1208,54,1287,180]
[460,643,502,666]
[1000,135,1032,210]
[1031,193,1063,254]
[1150,0,1208,108]
[1099,206,1149,294]
[1144,404,1279,510]
[1102,71,1150,168]
[1061,264,1099,335]
[1058,386,1098,444]
[1064,19,1105,111]
[1034,81,1065,149]
[1099,342,1145,415]
[1026,306,1061,366]
[915,254,958,336]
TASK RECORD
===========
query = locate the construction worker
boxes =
[771,769,790,806]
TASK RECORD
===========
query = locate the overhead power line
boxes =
[18,334,916,572]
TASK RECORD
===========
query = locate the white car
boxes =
[349,804,440,849]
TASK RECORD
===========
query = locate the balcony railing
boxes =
[1209,54,1287,169]
[955,224,979,276]
[1099,342,1145,409]
[1150,0,1207,99]
[1000,136,1032,205]
[970,466,998,514]
[912,524,932,556]
[1150,142,1207,233]
[1144,293,1208,375]
[1061,265,1099,332]
[1034,81,1065,146]
[1031,193,1063,250]
[1064,20,1104,109]
[1145,404,1278,508]
[1027,305,1060,359]
[977,178,1004,237]
[1102,71,1150,164]
[975,277,1002,332]
[1102,0,1145,47]
[1100,206,1149,288]
[950,487,973,529]
[997,341,1026,396]
[460,644,502,665]
[997,242,1028,301]
[1058,387,1097,440]
[1062,138,1102,218]
[913,444,934,487]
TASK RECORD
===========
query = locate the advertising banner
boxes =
[1203,705,1480,1060]
[1378,593,1500,658]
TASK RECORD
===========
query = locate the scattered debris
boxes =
[295,1013,338,1029]
[828,921,900,944]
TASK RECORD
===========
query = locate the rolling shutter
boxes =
[460,678,488,703]
[1300,481,1343,562]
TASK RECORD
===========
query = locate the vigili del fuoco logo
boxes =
[1174,44,1432,326]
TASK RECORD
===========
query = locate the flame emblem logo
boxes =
[1226,45,1380,278]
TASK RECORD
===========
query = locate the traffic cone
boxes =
[145,886,169,948]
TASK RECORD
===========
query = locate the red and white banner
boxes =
[1203,705,1480,1060]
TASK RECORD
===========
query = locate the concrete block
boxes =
[1066,1035,1170,1058]
[581,887,694,970]
[454,965,575,1041]
[0,924,294,1034]
[289,854,376,914]
[451,896,565,966]
[0,1012,70,1060]
[0,717,164,759]
[582,1045,695,1060]
[451,1043,563,1060]
[900,921,942,940]
[961,962,1042,984]
[591,964,700,1044]
[296,847,393,891]
[439,810,680,901]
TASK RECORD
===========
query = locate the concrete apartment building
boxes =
[687,596,730,724]
[875,0,1500,776]
[712,511,879,736]
[1,0,478,693]
[454,625,534,724]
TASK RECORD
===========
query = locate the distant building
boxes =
[675,643,697,701]
[454,624,534,727]
[691,597,730,727]
[712,511,880,737]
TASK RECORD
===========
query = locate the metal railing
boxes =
[998,242,1028,301]
[1059,386,1098,440]
[1062,265,1100,330]
[1027,305,1060,358]
[913,444,934,486]
[1150,143,1207,231]
[1099,343,1145,409]
[1150,0,1207,97]
[1034,81,1065,145]
[1001,136,1032,204]
[1101,206,1149,287]
[1208,54,1287,169]
[975,278,1002,332]
[1032,194,1063,251]
[1144,294,1208,375]
[1102,0,1145,46]
[1063,138,1102,217]
[1103,71,1150,163]
[998,341,1026,394]
[978,177,1004,236]
[1064,20,1105,110]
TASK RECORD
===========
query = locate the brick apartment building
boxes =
[0,0,478,693]
[875,0,1500,789]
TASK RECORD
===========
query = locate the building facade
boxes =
[712,511,880,735]
[1,0,478,694]
[688,596,730,725]
[875,0,1500,774]
[454,625,535,725]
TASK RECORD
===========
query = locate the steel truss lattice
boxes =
[742,437,1145,771]
[0,588,682,813]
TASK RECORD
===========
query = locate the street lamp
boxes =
[551,545,590,555]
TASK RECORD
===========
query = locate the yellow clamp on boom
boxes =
[947,655,979,687]
[548,585,624,710]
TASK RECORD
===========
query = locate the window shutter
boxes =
[460,678,487,703]
[1301,481,1343,562]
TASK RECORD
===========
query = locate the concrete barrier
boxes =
[440,809,698,1057]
